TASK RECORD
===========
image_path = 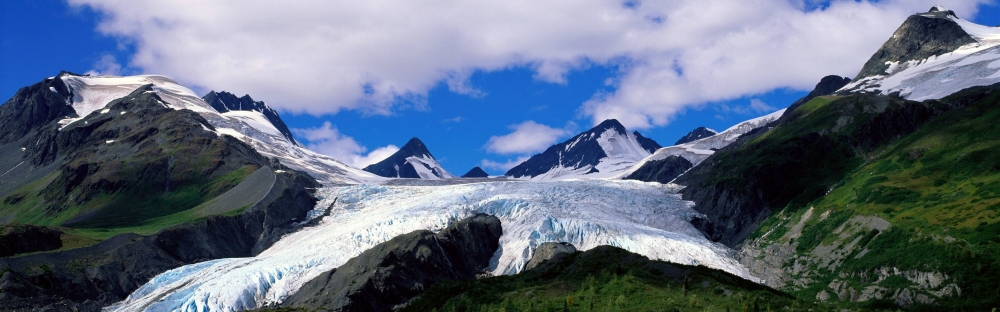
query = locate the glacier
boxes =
[107,179,757,311]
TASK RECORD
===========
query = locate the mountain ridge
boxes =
[203,90,298,145]
[363,137,454,179]
[505,119,660,180]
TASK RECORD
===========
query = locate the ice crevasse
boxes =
[108,180,757,311]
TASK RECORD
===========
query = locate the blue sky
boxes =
[3,1,1000,176]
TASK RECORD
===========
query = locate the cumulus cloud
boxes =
[486,120,569,155]
[481,156,531,171]
[84,54,123,76]
[71,0,988,127]
[292,122,398,168]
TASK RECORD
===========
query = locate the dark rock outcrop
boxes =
[202,91,298,145]
[282,214,502,311]
[852,7,976,80]
[0,225,63,257]
[0,73,75,145]
[674,127,717,145]
[782,75,852,121]
[523,242,575,271]
[633,131,662,152]
[363,137,449,179]
[624,155,693,184]
[676,92,958,246]
[461,166,489,178]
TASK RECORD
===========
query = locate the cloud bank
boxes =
[292,122,398,168]
[72,0,989,129]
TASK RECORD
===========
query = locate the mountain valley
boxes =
[1,5,1000,312]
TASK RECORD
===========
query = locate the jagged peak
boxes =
[926,6,957,18]
[399,137,434,159]
[592,119,628,135]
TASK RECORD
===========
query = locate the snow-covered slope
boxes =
[840,7,1000,101]
[506,119,661,180]
[56,74,380,185]
[108,180,756,311]
[363,137,454,179]
[617,109,785,179]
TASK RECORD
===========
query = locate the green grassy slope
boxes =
[743,85,1000,310]
[0,87,273,251]
[402,246,811,312]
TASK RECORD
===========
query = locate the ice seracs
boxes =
[107,180,757,311]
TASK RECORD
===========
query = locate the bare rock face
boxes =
[281,214,502,312]
[853,8,976,80]
[0,225,63,257]
[523,242,576,271]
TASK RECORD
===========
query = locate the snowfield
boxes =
[107,180,757,311]
[617,108,785,179]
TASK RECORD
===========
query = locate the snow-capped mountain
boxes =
[203,90,298,145]
[363,137,454,179]
[108,179,756,311]
[617,109,785,179]
[674,127,718,145]
[506,119,661,180]
[56,73,379,185]
[839,6,1000,100]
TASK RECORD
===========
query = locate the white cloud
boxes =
[749,99,775,113]
[481,156,530,171]
[486,120,569,155]
[71,0,989,128]
[292,121,398,168]
[84,54,122,76]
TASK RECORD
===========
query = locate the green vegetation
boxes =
[403,247,810,312]
[0,165,258,246]
[746,86,1000,309]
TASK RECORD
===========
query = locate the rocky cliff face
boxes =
[0,73,75,145]
[281,214,502,311]
[624,155,693,184]
[676,93,952,246]
[781,75,851,122]
[202,90,298,145]
[674,127,717,145]
[0,225,62,257]
[852,7,976,80]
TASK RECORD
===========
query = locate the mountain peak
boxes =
[593,119,627,134]
[202,90,298,145]
[852,8,975,80]
[363,137,452,179]
[506,119,659,179]
[674,127,718,145]
[399,137,433,159]
[461,166,490,178]
[927,6,957,17]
